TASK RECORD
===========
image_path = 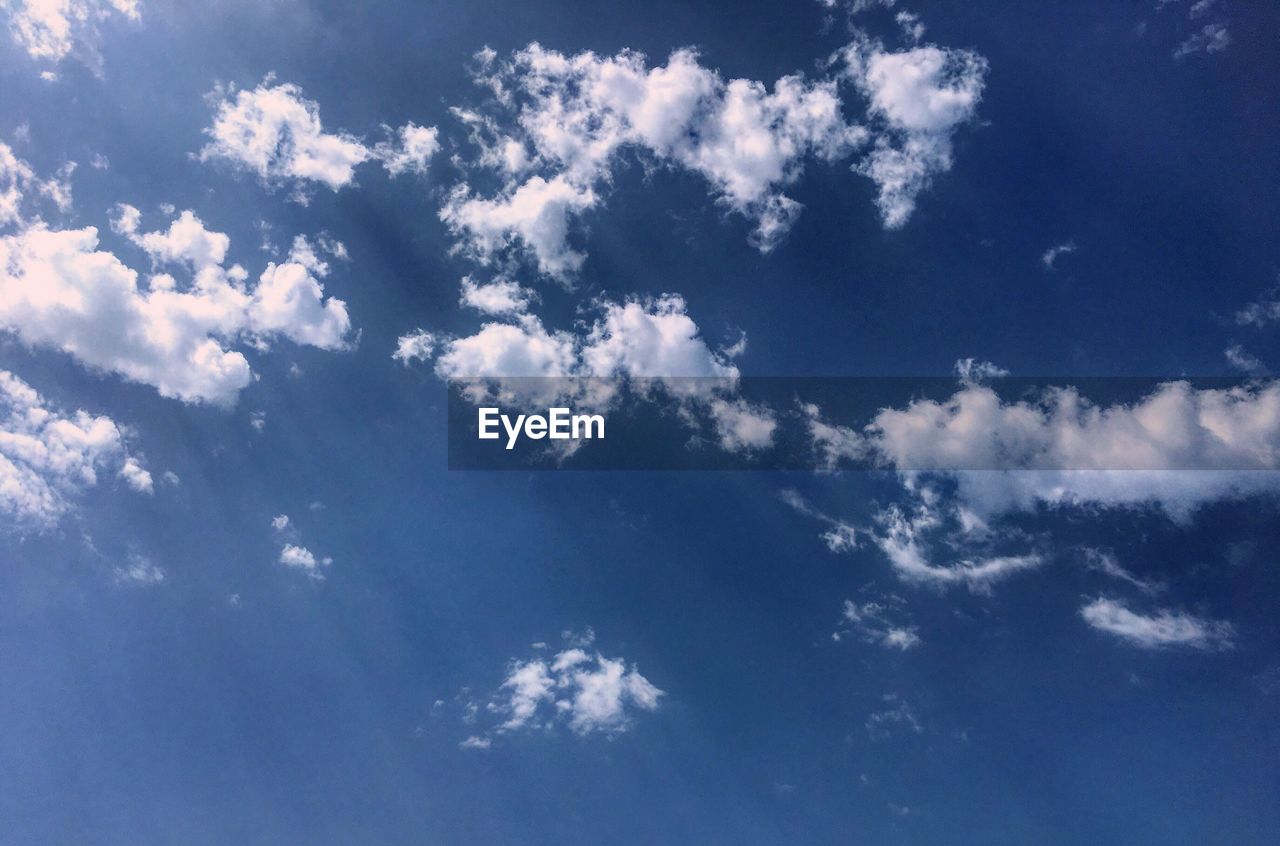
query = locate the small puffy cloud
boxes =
[0,206,352,405]
[375,122,441,177]
[440,175,597,279]
[470,633,662,742]
[1235,288,1280,327]
[434,316,576,378]
[459,276,534,316]
[200,80,438,197]
[708,397,777,453]
[3,0,139,71]
[118,455,152,493]
[392,329,437,366]
[278,543,331,578]
[1080,597,1234,650]
[270,513,290,531]
[200,80,372,194]
[842,39,988,228]
[0,369,150,527]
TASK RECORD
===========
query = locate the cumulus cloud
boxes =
[803,380,1280,519]
[0,205,352,405]
[0,369,151,527]
[465,632,662,744]
[0,142,73,227]
[1080,597,1234,650]
[199,79,437,198]
[272,513,331,578]
[441,40,884,278]
[3,0,139,71]
[459,276,535,315]
[841,38,988,227]
[392,328,437,366]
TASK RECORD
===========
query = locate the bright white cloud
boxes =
[375,121,441,177]
[199,79,438,197]
[0,369,150,527]
[442,41,875,278]
[1080,597,1234,650]
[459,276,534,315]
[3,0,138,68]
[278,543,330,577]
[0,206,352,405]
[392,328,437,366]
[474,635,662,741]
[0,141,73,227]
[842,39,987,227]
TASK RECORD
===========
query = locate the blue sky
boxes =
[1,0,1279,843]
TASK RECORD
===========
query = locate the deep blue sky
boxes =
[1,1,1278,843]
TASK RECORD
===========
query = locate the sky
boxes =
[1,0,1279,843]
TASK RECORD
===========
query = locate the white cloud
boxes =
[1174,23,1230,58]
[440,175,597,279]
[842,39,988,228]
[0,368,150,527]
[375,121,441,177]
[1081,547,1164,595]
[459,276,534,315]
[837,597,921,649]
[477,636,662,740]
[0,207,352,405]
[0,141,73,227]
[270,513,290,531]
[113,552,165,586]
[392,329,437,366]
[843,380,1280,518]
[200,80,440,197]
[200,80,372,195]
[442,42,871,278]
[1041,240,1077,269]
[1080,597,1234,650]
[708,397,777,453]
[278,543,331,578]
[1235,289,1280,327]
[3,0,139,69]
[1225,344,1265,376]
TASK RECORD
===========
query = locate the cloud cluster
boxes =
[440,33,984,279]
[806,379,1280,518]
[199,80,438,199]
[0,204,352,405]
[464,633,662,745]
[0,369,151,527]
[271,513,332,579]
[3,0,138,71]
[836,596,921,649]
[0,142,74,227]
